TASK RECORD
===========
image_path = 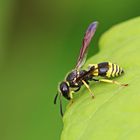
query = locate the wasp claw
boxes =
[91,95,95,99]
[121,84,128,86]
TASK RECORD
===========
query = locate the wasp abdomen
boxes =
[98,62,124,78]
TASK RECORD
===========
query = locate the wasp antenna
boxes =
[54,92,59,104]
[60,93,63,117]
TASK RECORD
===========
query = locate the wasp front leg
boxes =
[73,87,80,92]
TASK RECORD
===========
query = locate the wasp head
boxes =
[59,81,70,100]
[54,81,70,117]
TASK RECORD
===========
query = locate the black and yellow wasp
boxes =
[54,21,128,116]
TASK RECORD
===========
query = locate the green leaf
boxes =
[61,17,140,140]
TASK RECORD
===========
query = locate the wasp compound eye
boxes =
[60,82,70,100]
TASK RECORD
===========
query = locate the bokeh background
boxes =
[0,0,139,140]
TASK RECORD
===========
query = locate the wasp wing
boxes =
[76,21,98,69]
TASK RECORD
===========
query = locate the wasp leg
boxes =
[92,78,100,82]
[98,79,128,86]
[82,80,94,99]
[74,86,81,92]
[69,91,74,105]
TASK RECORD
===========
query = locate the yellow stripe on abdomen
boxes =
[92,64,98,76]
[107,63,123,77]
[115,65,120,76]
[112,64,118,77]
[106,62,113,78]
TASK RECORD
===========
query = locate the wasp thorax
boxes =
[66,70,88,87]
[66,70,77,82]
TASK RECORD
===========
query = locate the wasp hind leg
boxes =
[93,78,128,86]
[82,80,94,99]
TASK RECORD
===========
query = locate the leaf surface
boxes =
[61,17,140,140]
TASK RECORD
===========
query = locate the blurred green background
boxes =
[0,0,139,140]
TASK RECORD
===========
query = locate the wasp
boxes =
[54,21,128,116]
